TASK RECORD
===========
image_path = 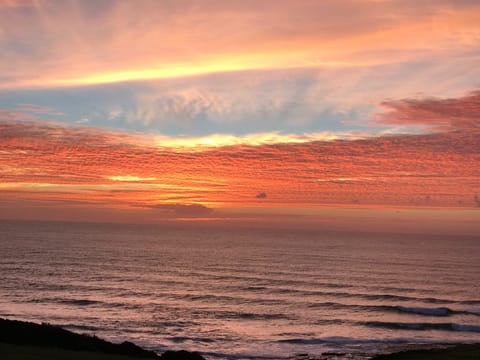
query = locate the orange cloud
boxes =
[1,1,479,89]
[145,203,214,217]
[1,90,479,219]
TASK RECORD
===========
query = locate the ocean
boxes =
[0,220,479,359]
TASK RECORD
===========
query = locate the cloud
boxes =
[125,69,363,134]
[0,0,38,7]
[148,203,214,217]
[474,195,480,207]
[17,103,64,116]
[376,90,480,131]
[152,132,363,150]
[256,192,267,199]
[1,1,479,89]
[108,175,157,182]
[1,88,479,213]
[0,109,40,122]
[3,56,479,139]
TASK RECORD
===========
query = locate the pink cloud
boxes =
[376,90,480,131]
[1,1,480,88]
[0,109,40,122]
[147,203,214,217]
[0,0,37,7]
[17,103,64,116]
[1,100,479,212]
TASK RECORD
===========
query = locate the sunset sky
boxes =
[1,0,479,229]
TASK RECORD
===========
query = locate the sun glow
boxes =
[108,175,157,182]
[153,132,361,150]
[8,51,364,89]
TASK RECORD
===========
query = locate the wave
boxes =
[59,323,100,332]
[363,321,480,333]
[26,297,103,306]
[395,306,452,316]
[224,312,292,320]
[359,293,454,304]
[278,336,417,345]
[25,297,140,310]
[241,286,268,291]
[58,299,102,306]
[164,292,286,305]
[284,288,465,304]
[309,302,480,317]
[168,336,216,344]
[461,300,480,305]
[249,288,476,308]
[394,305,480,317]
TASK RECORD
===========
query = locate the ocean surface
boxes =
[0,220,479,359]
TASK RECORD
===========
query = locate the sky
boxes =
[0,0,479,230]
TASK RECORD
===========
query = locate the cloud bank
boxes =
[1,90,479,217]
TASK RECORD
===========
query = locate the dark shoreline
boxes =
[370,343,480,359]
[0,318,204,360]
[1,318,479,360]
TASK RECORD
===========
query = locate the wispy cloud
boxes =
[0,0,37,8]
[17,103,64,116]
[0,109,40,122]
[1,0,479,89]
[42,61,474,136]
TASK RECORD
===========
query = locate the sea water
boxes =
[0,220,479,359]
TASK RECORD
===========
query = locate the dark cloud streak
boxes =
[377,90,480,131]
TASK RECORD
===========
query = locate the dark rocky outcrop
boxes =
[0,318,158,358]
[0,318,207,360]
[371,343,480,360]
